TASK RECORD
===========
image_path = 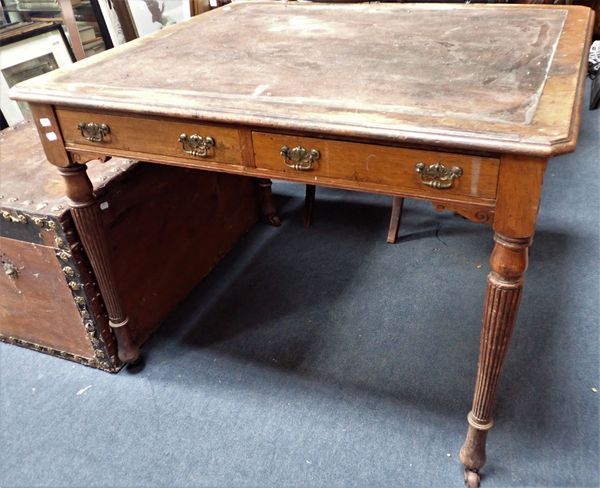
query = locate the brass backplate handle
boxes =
[415,162,463,189]
[179,133,215,157]
[280,145,320,171]
[77,122,109,142]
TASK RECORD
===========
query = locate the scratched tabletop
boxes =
[11,2,594,156]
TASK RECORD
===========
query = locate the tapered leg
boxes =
[386,196,404,244]
[460,233,531,487]
[256,178,281,226]
[59,165,140,365]
[304,184,316,228]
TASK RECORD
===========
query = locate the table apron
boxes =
[64,143,497,212]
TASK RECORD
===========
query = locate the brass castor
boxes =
[267,213,282,227]
[126,354,145,373]
[464,469,480,488]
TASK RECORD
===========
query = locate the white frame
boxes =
[0,29,73,126]
[96,0,128,47]
[126,0,191,38]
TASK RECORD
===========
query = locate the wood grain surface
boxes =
[0,21,56,43]
[56,108,243,166]
[253,131,500,201]
[0,235,95,357]
[10,2,594,157]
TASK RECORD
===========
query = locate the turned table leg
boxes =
[256,178,281,226]
[59,165,140,365]
[460,154,546,487]
[460,233,531,487]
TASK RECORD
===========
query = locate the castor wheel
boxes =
[464,469,481,488]
[266,213,282,227]
[126,354,145,374]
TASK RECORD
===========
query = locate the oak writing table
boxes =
[10,2,594,486]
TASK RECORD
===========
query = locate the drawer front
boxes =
[56,109,243,165]
[253,132,499,200]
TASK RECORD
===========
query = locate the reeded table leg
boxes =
[256,178,281,226]
[59,164,140,365]
[459,154,546,487]
[460,233,531,487]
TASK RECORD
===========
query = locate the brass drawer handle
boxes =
[179,133,215,157]
[77,122,109,142]
[415,162,463,189]
[280,145,320,171]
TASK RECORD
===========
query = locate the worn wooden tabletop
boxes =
[10,2,594,156]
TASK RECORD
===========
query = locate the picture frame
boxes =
[114,0,191,40]
[0,23,74,125]
[92,0,125,47]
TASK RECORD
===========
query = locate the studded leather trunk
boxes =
[0,121,258,371]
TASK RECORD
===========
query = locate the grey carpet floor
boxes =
[1,95,598,487]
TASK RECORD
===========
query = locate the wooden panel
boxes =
[58,0,85,61]
[0,21,56,43]
[10,3,594,156]
[55,108,243,166]
[253,132,499,202]
[28,104,70,168]
[102,166,258,345]
[0,236,95,357]
[494,155,547,237]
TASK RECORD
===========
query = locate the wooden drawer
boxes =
[55,108,243,166]
[253,132,499,201]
